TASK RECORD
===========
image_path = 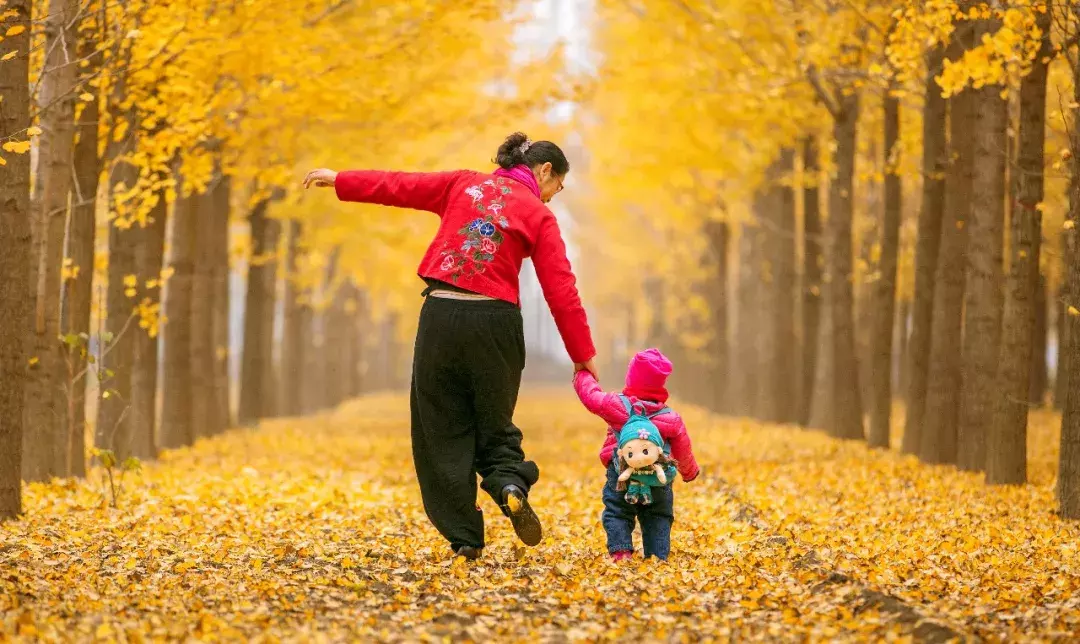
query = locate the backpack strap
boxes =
[647,406,672,419]
[617,394,634,417]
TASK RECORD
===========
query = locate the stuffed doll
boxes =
[615,422,678,505]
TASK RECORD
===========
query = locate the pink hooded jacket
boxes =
[573,350,699,482]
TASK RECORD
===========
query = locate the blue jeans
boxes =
[601,461,674,560]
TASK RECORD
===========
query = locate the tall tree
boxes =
[210,174,232,433]
[279,221,303,416]
[988,6,1050,485]
[921,86,975,465]
[61,18,105,478]
[95,162,139,461]
[128,191,168,460]
[1059,3,1080,518]
[902,45,948,455]
[0,0,33,519]
[1031,273,1048,405]
[869,82,903,449]
[160,188,197,449]
[23,0,81,481]
[773,149,798,423]
[957,13,1009,474]
[753,181,778,421]
[704,219,729,413]
[735,223,760,417]
[826,92,864,440]
[800,137,823,427]
[190,174,219,437]
[239,198,274,426]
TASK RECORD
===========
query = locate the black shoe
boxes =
[453,545,482,560]
[501,485,542,547]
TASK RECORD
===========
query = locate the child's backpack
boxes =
[613,395,677,484]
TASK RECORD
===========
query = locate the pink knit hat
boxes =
[622,348,673,403]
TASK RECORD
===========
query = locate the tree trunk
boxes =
[896,299,910,395]
[920,88,975,465]
[902,45,949,455]
[24,0,81,481]
[261,217,280,418]
[800,137,823,427]
[0,0,33,518]
[190,177,218,437]
[774,149,798,423]
[95,162,139,461]
[239,198,273,426]
[1059,7,1080,516]
[279,221,303,416]
[705,219,729,413]
[60,23,103,478]
[1057,279,1070,409]
[301,305,322,412]
[754,186,777,421]
[988,7,1049,485]
[735,223,759,417]
[1031,272,1048,405]
[958,16,1008,474]
[324,289,347,409]
[869,89,903,449]
[808,286,834,431]
[128,192,167,460]
[160,187,196,449]
[828,93,864,440]
[211,175,231,433]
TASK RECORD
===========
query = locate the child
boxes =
[573,348,699,561]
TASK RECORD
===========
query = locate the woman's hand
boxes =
[573,358,598,381]
[303,168,338,189]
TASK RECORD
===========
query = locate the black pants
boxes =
[410,295,539,549]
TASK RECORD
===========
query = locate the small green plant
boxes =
[93,448,141,508]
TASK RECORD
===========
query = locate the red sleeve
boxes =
[532,212,596,364]
[334,170,468,215]
[658,414,699,482]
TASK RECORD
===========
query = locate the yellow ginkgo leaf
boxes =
[2,140,30,154]
[5,24,25,36]
[26,125,40,136]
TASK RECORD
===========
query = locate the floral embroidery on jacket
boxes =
[439,178,513,282]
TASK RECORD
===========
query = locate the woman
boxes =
[304,132,597,560]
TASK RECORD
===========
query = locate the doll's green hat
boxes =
[617,415,664,450]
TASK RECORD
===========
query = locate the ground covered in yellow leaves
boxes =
[3,391,1080,642]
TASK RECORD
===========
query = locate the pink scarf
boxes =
[493,165,541,200]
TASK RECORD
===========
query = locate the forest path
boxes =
[2,392,1077,641]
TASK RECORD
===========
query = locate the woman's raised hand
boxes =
[573,358,599,381]
[303,168,338,189]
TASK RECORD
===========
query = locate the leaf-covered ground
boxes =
[3,391,1079,642]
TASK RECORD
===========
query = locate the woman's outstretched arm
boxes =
[304,167,469,216]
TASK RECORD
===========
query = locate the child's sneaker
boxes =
[611,550,633,562]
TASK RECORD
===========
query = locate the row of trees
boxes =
[578,0,1080,517]
[0,0,574,519]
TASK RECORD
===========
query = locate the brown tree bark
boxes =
[190,176,218,437]
[0,0,33,518]
[902,45,949,455]
[24,0,81,481]
[735,223,760,417]
[988,7,1049,485]
[869,88,903,449]
[239,198,273,426]
[1031,273,1048,405]
[301,304,322,412]
[705,219,729,413]
[60,22,104,478]
[896,299,910,395]
[261,217,280,418]
[958,14,1008,474]
[800,137,823,427]
[827,92,864,440]
[921,88,975,465]
[279,221,303,416]
[1059,6,1080,516]
[128,192,167,460]
[95,163,139,461]
[160,188,196,449]
[774,149,798,423]
[211,175,232,433]
[753,185,777,421]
